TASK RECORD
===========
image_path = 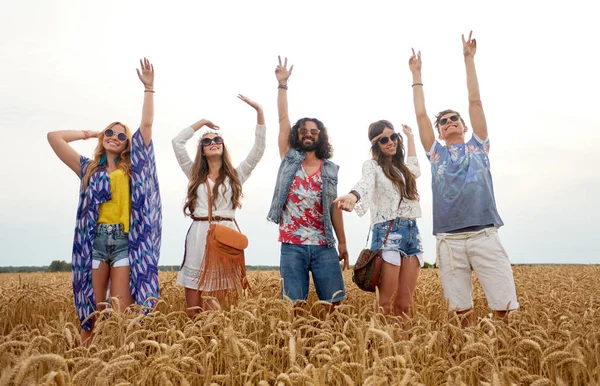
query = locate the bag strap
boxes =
[204,180,242,232]
[365,194,404,249]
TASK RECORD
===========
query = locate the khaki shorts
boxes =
[436,228,519,311]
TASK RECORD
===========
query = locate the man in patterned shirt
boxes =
[267,57,349,306]
[409,32,519,326]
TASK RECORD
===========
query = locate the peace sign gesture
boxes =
[462,30,477,58]
[275,56,294,85]
[409,48,422,74]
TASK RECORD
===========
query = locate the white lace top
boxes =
[353,157,422,225]
[172,124,266,218]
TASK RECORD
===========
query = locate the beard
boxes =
[299,136,319,151]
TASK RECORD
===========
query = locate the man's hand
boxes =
[333,194,358,212]
[409,48,422,74]
[275,56,293,85]
[462,30,477,58]
[338,243,349,271]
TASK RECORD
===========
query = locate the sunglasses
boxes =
[104,129,128,141]
[298,127,320,135]
[439,115,460,126]
[378,133,399,145]
[201,136,224,147]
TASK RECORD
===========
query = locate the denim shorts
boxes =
[371,218,423,259]
[280,243,346,303]
[92,224,129,269]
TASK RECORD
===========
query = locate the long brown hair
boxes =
[368,120,419,201]
[82,122,132,188]
[183,135,243,216]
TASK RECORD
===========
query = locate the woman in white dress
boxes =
[334,121,423,321]
[172,95,266,317]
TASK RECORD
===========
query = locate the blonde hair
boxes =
[82,122,132,188]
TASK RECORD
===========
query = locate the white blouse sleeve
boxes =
[172,126,196,178]
[406,156,421,178]
[353,160,378,217]
[236,124,267,183]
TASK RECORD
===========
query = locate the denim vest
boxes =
[267,148,339,248]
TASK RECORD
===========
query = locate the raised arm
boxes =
[136,58,155,148]
[172,119,219,177]
[275,56,293,159]
[47,129,99,177]
[409,49,436,152]
[236,95,266,182]
[463,31,488,141]
[402,124,421,178]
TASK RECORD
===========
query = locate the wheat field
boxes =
[0,266,598,385]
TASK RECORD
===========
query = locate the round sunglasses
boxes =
[201,136,224,147]
[439,115,460,126]
[104,129,128,141]
[298,127,320,135]
[378,133,399,145]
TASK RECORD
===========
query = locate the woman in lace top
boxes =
[335,120,423,320]
[172,95,266,317]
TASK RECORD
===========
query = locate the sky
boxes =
[1,0,599,267]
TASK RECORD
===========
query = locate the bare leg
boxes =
[377,261,400,315]
[185,288,204,319]
[393,256,420,321]
[109,266,134,312]
[92,261,110,311]
[457,308,474,327]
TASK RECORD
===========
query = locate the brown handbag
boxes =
[198,181,250,295]
[352,219,395,292]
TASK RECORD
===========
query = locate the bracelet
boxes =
[277,84,288,90]
[412,83,423,87]
[349,190,361,202]
[144,89,155,93]
[82,130,91,140]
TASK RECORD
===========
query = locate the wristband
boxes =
[278,84,288,90]
[144,89,155,93]
[412,83,423,87]
[349,190,361,202]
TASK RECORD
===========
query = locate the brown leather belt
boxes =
[191,215,234,222]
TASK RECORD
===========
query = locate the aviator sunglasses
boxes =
[201,136,224,147]
[104,129,128,141]
[439,115,460,126]
[378,133,399,145]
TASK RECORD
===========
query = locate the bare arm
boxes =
[136,58,155,148]
[236,95,266,182]
[47,130,98,176]
[463,31,488,141]
[331,206,349,270]
[402,124,417,157]
[275,56,293,159]
[172,119,219,177]
[409,49,436,152]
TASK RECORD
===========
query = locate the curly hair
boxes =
[289,118,333,160]
[368,120,419,201]
[83,122,132,188]
[183,135,243,217]
[434,109,467,133]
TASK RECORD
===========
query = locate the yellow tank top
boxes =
[98,168,131,232]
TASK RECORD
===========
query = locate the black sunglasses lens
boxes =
[391,133,399,141]
[310,129,319,135]
[105,129,114,137]
[213,136,224,145]
[379,137,389,144]
[117,133,128,141]
[201,138,212,146]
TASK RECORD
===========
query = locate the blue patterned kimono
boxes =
[72,129,162,331]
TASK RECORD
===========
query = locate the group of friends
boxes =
[47,32,519,344]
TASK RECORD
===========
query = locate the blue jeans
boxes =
[92,224,129,268]
[371,218,423,257]
[280,243,346,302]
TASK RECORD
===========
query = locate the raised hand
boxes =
[462,31,477,58]
[409,48,422,74]
[237,94,263,112]
[401,124,414,138]
[136,57,154,89]
[200,119,220,131]
[275,56,294,85]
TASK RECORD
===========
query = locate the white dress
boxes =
[172,125,266,290]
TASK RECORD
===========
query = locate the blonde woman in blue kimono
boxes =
[47,58,162,345]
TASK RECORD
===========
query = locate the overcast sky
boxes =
[1,0,598,268]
